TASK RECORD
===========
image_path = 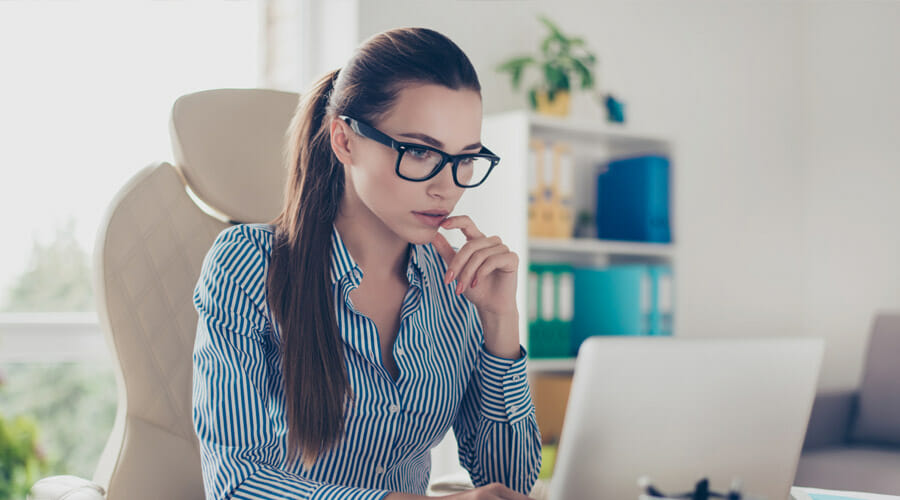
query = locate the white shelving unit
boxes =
[529,237,675,259]
[452,110,676,374]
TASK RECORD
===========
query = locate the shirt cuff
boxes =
[477,344,533,423]
[310,483,390,500]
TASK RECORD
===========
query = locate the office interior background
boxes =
[1,0,898,493]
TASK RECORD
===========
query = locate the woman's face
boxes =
[335,83,483,245]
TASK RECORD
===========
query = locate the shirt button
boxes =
[512,375,521,382]
[389,404,400,414]
[396,347,405,356]
[375,465,385,474]
[510,404,519,413]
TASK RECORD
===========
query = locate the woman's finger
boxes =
[431,231,457,266]
[455,244,509,294]
[441,214,485,241]
[447,236,502,287]
[471,252,518,284]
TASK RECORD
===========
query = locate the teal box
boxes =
[571,264,674,353]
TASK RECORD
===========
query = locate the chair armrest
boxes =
[801,390,858,451]
[29,475,106,500]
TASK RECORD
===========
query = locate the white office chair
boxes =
[29,88,297,500]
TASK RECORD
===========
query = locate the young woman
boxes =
[192,27,541,500]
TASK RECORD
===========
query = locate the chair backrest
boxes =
[92,88,299,500]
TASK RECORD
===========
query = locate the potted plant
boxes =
[497,16,598,117]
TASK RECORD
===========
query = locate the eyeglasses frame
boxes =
[338,115,500,188]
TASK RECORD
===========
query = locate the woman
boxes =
[192,27,541,500]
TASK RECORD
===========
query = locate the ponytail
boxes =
[268,68,348,466]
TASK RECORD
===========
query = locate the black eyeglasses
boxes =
[339,115,500,188]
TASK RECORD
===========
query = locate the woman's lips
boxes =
[412,211,447,228]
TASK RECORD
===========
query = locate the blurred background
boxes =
[1,0,898,492]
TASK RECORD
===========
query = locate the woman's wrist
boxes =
[478,308,521,360]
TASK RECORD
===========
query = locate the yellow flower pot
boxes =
[534,89,571,117]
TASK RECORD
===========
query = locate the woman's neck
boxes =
[334,201,409,283]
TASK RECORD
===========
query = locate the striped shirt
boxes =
[192,223,541,500]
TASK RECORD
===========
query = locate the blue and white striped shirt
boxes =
[192,223,541,499]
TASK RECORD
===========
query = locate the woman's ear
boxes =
[330,117,353,165]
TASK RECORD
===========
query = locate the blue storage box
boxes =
[596,155,671,243]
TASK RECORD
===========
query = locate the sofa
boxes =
[794,312,900,496]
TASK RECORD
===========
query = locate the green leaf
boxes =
[543,63,570,91]
[572,58,594,89]
[538,15,565,41]
[528,88,538,110]
[497,56,535,72]
[497,56,535,91]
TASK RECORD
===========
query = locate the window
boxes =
[0,0,262,482]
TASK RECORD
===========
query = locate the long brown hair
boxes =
[267,28,481,466]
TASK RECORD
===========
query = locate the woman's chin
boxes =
[405,226,441,246]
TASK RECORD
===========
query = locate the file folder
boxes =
[596,155,672,243]
[571,264,674,353]
[527,262,574,358]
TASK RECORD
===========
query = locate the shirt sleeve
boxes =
[191,227,390,500]
[451,303,542,495]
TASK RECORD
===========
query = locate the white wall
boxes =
[799,1,900,390]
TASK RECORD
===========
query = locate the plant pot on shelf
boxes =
[533,89,571,117]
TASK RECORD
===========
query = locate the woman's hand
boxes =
[431,215,518,316]
[384,482,532,500]
[431,215,521,360]
[447,483,533,499]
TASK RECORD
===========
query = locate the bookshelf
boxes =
[451,110,676,374]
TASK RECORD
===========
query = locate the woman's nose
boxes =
[427,161,460,197]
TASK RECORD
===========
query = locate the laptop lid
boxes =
[548,336,824,500]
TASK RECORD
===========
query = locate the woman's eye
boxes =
[458,157,474,166]
[408,147,430,159]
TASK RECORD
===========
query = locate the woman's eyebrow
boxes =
[398,132,482,151]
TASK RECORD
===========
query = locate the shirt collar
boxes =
[329,225,359,285]
[329,225,428,288]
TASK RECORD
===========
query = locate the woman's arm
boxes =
[430,216,542,494]
[450,304,542,496]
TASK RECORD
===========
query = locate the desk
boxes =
[792,486,900,500]
[427,475,900,499]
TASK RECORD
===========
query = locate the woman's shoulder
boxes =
[199,223,275,301]
[210,223,275,255]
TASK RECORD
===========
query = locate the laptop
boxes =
[548,336,824,500]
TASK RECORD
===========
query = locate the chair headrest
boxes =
[169,88,300,223]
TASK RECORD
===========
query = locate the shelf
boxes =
[528,357,577,373]
[529,237,675,259]
[494,110,671,154]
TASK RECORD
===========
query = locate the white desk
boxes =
[427,474,900,499]
[792,486,900,500]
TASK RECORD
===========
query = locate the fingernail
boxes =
[471,278,477,288]
[445,270,455,285]
[456,283,463,295]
